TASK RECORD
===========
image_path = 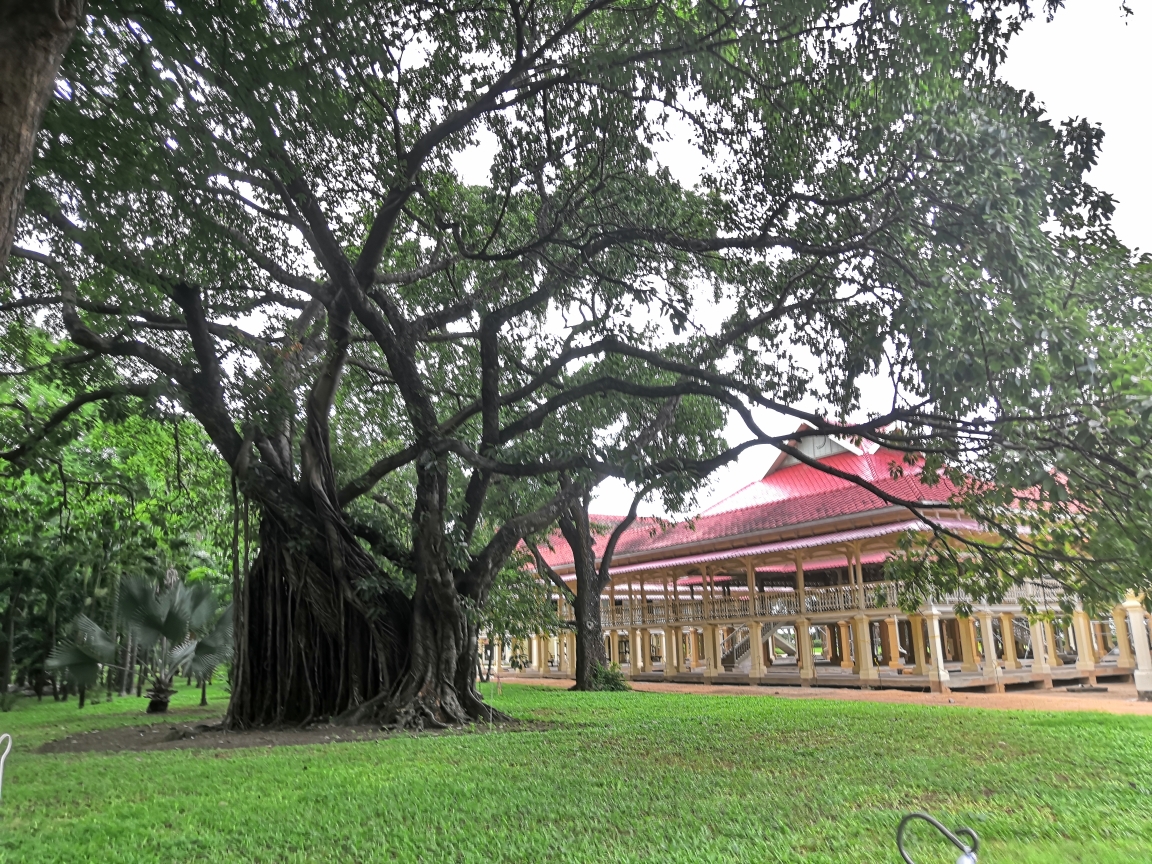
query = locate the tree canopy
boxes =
[2,0,1145,726]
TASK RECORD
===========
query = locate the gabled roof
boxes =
[536,432,958,572]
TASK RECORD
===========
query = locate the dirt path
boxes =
[515,676,1152,716]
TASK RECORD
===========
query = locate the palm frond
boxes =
[187,604,233,679]
[46,615,117,689]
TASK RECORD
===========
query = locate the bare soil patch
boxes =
[38,717,532,755]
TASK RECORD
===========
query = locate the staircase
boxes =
[721,627,750,670]
[721,628,798,670]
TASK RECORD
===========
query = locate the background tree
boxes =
[0,0,86,274]
[0,330,233,704]
[2,0,1127,728]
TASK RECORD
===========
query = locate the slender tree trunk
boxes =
[0,588,21,697]
[119,634,134,696]
[200,678,207,706]
[0,0,85,274]
[77,684,86,709]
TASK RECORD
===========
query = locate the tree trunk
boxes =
[77,684,85,709]
[225,507,411,727]
[200,678,207,706]
[572,576,608,691]
[0,588,21,697]
[0,0,85,275]
[226,458,505,730]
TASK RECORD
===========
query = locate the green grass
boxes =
[0,683,1149,862]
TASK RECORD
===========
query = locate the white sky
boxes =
[591,1,1152,518]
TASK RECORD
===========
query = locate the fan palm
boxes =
[48,575,232,712]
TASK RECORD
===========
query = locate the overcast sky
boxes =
[591,1,1152,518]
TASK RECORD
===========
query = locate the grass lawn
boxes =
[0,682,1150,862]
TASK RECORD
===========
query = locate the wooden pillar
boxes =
[744,560,763,680]
[853,614,879,682]
[922,609,951,691]
[702,624,718,681]
[1113,605,1135,669]
[1072,607,1097,672]
[837,620,853,669]
[1028,619,1051,675]
[1122,593,1152,699]
[957,618,980,673]
[763,624,774,667]
[796,618,815,683]
[744,620,762,680]
[1042,620,1063,667]
[883,616,903,669]
[999,614,1021,669]
[977,611,999,672]
[663,628,678,677]
[794,554,806,617]
[910,613,928,675]
[1092,620,1108,661]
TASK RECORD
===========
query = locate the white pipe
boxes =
[0,734,10,802]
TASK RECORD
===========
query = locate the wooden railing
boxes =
[596,579,1058,628]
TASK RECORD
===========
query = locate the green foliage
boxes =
[46,574,233,710]
[44,615,117,689]
[1,685,1151,861]
[588,662,630,692]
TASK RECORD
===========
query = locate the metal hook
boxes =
[897,811,979,864]
[0,734,10,802]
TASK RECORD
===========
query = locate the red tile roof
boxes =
[536,448,959,570]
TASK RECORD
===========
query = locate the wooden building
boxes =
[492,428,1150,694]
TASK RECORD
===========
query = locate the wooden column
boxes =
[1113,605,1135,669]
[1072,607,1097,673]
[837,620,853,669]
[746,560,763,681]
[977,611,1000,672]
[853,614,879,681]
[883,616,903,669]
[956,618,980,673]
[1122,593,1152,699]
[1042,620,1063,668]
[702,624,718,681]
[796,618,815,683]
[998,614,1021,669]
[922,609,951,691]
[1092,620,1109,660]
[1028,619,1051,675]
[909,614,928,674]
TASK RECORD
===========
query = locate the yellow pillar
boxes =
[1113,605,1135,669]
[853,614,879,682]
[977,611,1000,673]
[1072,608,1096,672]
[1042,620,1063,667]
[747,620,764,680]
[910,614,928,675]
[1028,619,1051,674]
[663,628,678,677]
[923,610,951,689]
[999,614,1022,670]
[702,624,718,680]
[957,617,980,673]
[796,618,815,682]
[1122,593,1152,698]
[884,617,904,669]
[837,620,853,669]
[1092,620,1108,661]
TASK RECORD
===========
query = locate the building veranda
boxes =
[488,430,1152,695]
